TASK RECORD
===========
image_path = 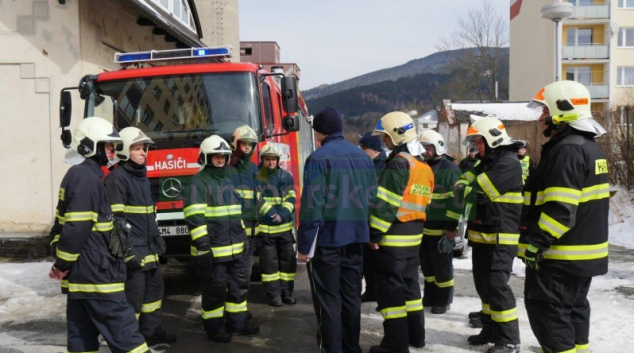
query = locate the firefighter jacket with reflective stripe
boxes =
[458,148,523,252]
[49,158,126,300]
[425,155,462,233]
[105,161,161,271]
[228,154,260,229]
[184,166,246,263]
[519,129,609,277]
[256,166,296,235]
[370,149,434,258]
[518,155,535,184]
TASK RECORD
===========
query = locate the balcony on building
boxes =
[584,83,609,99]
[567,0,610,20]
[563,43,609,59]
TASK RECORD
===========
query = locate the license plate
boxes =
[158,226,189,236]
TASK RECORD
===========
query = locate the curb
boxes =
[0,234,50,262]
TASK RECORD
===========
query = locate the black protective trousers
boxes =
[375,250,425,349]
[525,267,592,353]
[307,243,363,353]
[472,247,520,345]
[257,231,297,298]
[419,234,454,307]
[125,267,164,338]
[199,256,249,335]
[67,297,148,353]
[362,243,377,298]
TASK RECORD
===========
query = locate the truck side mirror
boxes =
[60,91,72,128]
[281,76,298,114]
[283,114,300,132]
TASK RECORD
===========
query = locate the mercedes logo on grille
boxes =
[162,178,182,198]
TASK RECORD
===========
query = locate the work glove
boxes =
[108,221,132,259]
[524,244,543,270]
[192,244,213,267]
[154,236,167,255]
[438,234,454,254]
[271,214,283,224]
[124,254,142,272]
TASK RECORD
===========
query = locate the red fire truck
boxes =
[58,46,315,259]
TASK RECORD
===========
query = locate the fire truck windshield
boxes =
[85,72,261,148]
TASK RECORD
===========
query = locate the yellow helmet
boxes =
[231,125,258,150]
[115,127,153,161]
[71,117,121,158]
[528,80,605,137]
[418,130,447,155]
[372,112,417,146]
[260,143,282,159]
[463,117,514,149]
[198,135,232,168]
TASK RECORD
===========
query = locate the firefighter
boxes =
[417,130,462,315]
[359,131,387,303]
[520,81,609,353]
[455,117,523,353]
[228,125,260,282]
[104,127,176,346]
[184,135,259,343]
[255,143,297,307]
[48,117,148,353]
[368,112,434,353]
[516,142,535,184]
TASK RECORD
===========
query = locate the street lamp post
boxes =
[541,1,573,81]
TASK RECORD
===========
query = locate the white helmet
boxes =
[528,80,605,137]
[463,117,515,149]
[260,143,282,159]
[115,127,154,161]
[418,130,447,155]
[372,112,417,146]
[71,117,121,158]
[198,135,232,168]
[231,125,258,151]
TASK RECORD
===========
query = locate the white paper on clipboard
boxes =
[307,226,319,259]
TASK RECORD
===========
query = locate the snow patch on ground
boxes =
[0,262,66,325]
[609,186,634,249]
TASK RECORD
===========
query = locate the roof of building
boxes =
[451,102,540,122]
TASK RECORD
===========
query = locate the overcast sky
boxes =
[239,0,510,90]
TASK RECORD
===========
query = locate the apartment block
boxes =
[510,0,634,111]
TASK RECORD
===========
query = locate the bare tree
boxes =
[435,0,509,102]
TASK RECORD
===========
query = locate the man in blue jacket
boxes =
[297,107,377,353]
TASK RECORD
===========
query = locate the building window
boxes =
[150,0,196,33]
[618,28,634,47]
[617,67,634,86]
[619,0,634,8]
[566,67,592,84]
[240,48,252,56]
[567,28,592,46]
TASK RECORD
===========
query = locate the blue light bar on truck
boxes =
[114,46,232,64]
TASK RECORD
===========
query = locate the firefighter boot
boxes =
[269,295,283,307]
[208,331,232,343]
[369,345,409,353]
[487,344,521,353]
[231,323,260,336]
[468,325,494,346]
[470,316,483,328]
[282,295,296,304]
[145,329,177,346]
[469,310,482,319]
[431,304,450,314]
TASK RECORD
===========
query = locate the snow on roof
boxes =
[451,102,540,121]
[417,110,438,122]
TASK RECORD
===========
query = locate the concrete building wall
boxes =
[0,0,231,234]
[196,0,240,62]
[510,0,553,102]
[240,42,281,64]
[612,4,634,106]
